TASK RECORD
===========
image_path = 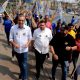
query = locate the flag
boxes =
[58,2,63,21]
[32,2,36,12]
[56,0,76,3]
[2,0,9,10]
[37,0,45,16]
[1,0,13,22]
[0,6,5,13]
[17,0,22,8]
[18,0,22,7]
[52,2,66,24]
[0,0,9,13]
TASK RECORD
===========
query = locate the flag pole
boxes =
[2,0,14,23]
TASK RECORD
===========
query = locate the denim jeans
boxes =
[15,51,28,80]
[52,59,68,80]
[74,65,80,80]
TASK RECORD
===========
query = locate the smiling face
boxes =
[39,21,46,30]
[18,15,25,28]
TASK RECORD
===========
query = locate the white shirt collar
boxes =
[17,24,25,29]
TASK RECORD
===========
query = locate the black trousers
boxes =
[35,49,47,78]
[5,32,10,44]
[12,47,15,57]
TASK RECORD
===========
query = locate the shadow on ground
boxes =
[0,54,11,61]
[0,65,18,80]
[0,38,11,48]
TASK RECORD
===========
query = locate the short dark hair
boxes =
[68,23,73,27]
[18,14,25,19]
[39,19,45,24]
[62,25,69,31]
[72,16,74,18]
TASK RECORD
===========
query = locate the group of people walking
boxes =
[1,10,80,80]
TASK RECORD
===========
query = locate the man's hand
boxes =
[14,44,20,48]
[66,46,71,51]
[23,44,28,48]
[50,46,58,60]
[53,54,58,60]
[23,40,31,48]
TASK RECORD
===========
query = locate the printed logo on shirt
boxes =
[46,35,48,37]
[65,42,68,45]
[23,33,26,36]
[39,35,41,37]
[16,32,18,35]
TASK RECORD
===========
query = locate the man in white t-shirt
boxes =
[33,20,52,79]
[9,14,32,80]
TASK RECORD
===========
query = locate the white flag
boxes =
[56,0,76,3]
[0,0,9,13]
[58,2,63,20]
[18,0,22,7]
[2,0,9,10]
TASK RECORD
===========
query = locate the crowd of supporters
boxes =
[0,10,80,80]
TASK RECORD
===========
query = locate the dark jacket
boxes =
[49,32,76,61]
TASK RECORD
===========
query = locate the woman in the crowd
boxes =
[3,12,12,45]
[55,19,62,33]
[44,15,52,30]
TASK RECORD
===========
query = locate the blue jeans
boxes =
[52,59,68,80]
[15,51,28,80]
[74,65,80,80]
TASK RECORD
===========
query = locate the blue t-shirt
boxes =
[3,19,12,32]
[71,18,75,24]
[52,23,56,31]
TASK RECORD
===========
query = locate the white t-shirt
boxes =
[33,28,52,54]
[9,24,32,53]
